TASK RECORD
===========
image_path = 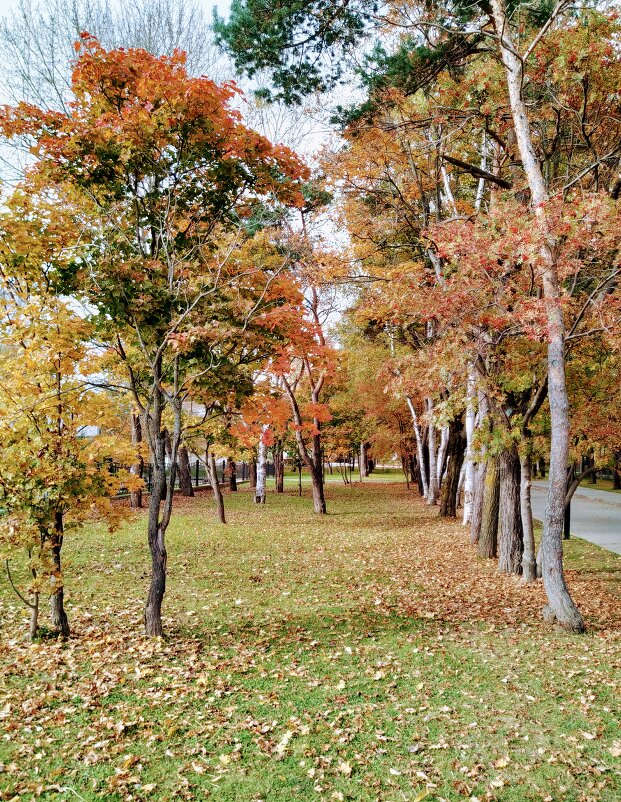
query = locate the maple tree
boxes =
[0,37,308,636]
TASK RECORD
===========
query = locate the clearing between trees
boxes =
[1,478,620,802]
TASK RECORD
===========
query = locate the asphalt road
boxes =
[531,481,621,555]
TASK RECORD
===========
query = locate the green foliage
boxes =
[214,0,374,104]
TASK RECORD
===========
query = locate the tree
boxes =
[217,0,621,630]
[1,38,308,636]
[0,292,136,640]
[0,0,223,111]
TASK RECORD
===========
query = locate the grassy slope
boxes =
[1,478,620,802]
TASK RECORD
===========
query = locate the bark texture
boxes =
[145,456,167,637]
[470,461,487,545]
[478,456,500,559]
[249,460,257,490]
[426,398,438,505]
[49,510,69,637]
[439,415,466,518]
[520,453,537,582]
[208,451,226,524]
[228,458,237,492]
[130,413,143,509]
[274,440,284,493]
[498,446,523,574]
[178,445,194,497]
[462,366,476,525]
[255,426,267,504]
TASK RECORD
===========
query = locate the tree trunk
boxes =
[49,510,70,637]
[130,413,143,509]
[310,464,327,514]
[470,460,487,545]
[29,591,39,641]
[520,453,537,582]
[498,446,523,574]
[144,425,168,637]
[178,445,194,497]
[275,440,285,492]
[613,456,621,490]
[406,397,428,497]
[359,441,367,481]
[436,425,450,488]
[208,450,226,523]
[588,454,597,483]
[228,458,238,492]
[491,0,584,632]
[255,426,268,504]
[249,460,257,490]
[462,366,476,525]
[426,398,439,504]
[439,415,466,518]
[478,456,500,559]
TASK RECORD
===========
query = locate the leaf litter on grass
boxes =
[0,480,620,801]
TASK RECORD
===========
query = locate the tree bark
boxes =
[49,509,70,637]
[130,413,143,509]
[255,425,268,504]
[30,591,40,641]
[426,398,439,504]
[144,422,168,637]
[310,464,327,513]
[470,461,486,545]
[520,453,537,582]
[439,415,466,518]
[498,446,523,574]
[406,397,428,497]
[208,450,226,523]
[462,365,476,525]
[436,425,450,488]
[249,459,257,490]
[491,0,584,632]
[178,445,194,497]
[478,456,500,559]
[228,458,238,492]
[274,439,285,492]
[359,441,368,481]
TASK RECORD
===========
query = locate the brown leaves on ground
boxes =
[1,480,620,802]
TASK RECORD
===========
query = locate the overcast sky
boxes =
[0,0,232,19]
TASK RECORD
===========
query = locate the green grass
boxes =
[1,479,620,802]
[578,477,621,495]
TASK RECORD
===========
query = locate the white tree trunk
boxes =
[491,0,584,631]
[462,364,477,525]
[426,397,439,505]
[520,453,537,582]
[255,424,268,504]
[436,425,450,487]
[406,395,428,498]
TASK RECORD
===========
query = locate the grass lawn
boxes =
[578,478,621,495]
[1,478,620,802]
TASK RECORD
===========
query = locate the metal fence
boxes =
[109,458,275,496]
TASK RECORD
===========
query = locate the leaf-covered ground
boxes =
[1,477,620,802]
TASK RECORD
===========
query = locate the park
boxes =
[1,473,620,800]
[0,0,620,799]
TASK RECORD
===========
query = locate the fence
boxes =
[109,458,275,496]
